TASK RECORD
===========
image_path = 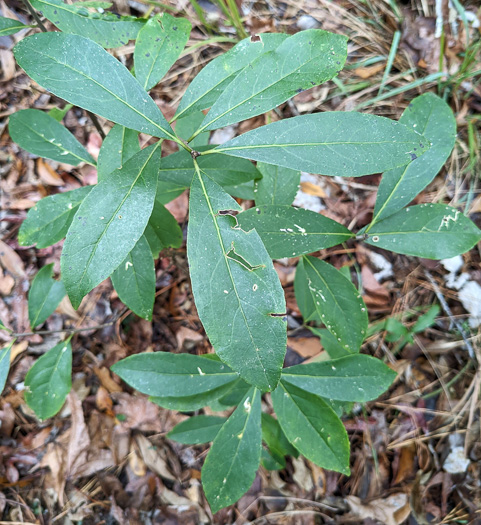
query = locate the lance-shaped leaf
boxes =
[295,256,367,353]
[28,264,66,328]
[0,341,14,395]
[188,168,287,391]
[175,33,289,122]
[159,148,260,190]
[198,29,347,132]
[61,143,160,308]
[30,0,145,48]
[213,378,251,408]
[97,124,140,180]
[308,326,351,359]
[168,415,226,444]
[214,112,430,177]
[18,186,93,248]
[281,354,397,402]
[111,235,155,320]
[175,111,210,147]
[134,13,191,91]
[261,412,299,468]
[144,197,182,258]
[151,382,238,412]
[0,16,32,36]
[371,93,456,225]
[202,388,261,513]
[237,205,353,259]
[9,109,95,166]
[254,163,300,206]
[272,381,349,474]
[49,103,73,122]
[364,204,481,259]
[111,352,238,397]
[14,33,176,140]
[24,340,72,420]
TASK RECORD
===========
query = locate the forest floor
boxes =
[0,0,481,523]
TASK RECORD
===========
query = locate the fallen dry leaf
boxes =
[0,49,15,82]
[0,240,26,279]
[347,493,411,525]
[299,181,327,197]
[66,391,90,477]
[176,325,203,349]
[353,63,385,79]
[37,158,64,186]
[134,434,176,482]
[113,392,163,432]
[288,336,323,358]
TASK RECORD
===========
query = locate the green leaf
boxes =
[24,340,72,420]
[61,143,161,308]
[175,33,289,122]
[261,412,299,465]
[295,256,367,353]
[237,205,354,259]
[412,304,440,333]
[111,352,238,397]
[159,148,260,191]
[198,30,347,132]
[175,112,210,147]
[0,341,13,395]
[371,93,456,225]
[364,204,481,259]
[214,378,251,408]
[18,186,92,248]
[134,13,191,91]
[261,447,285,470]
[167,415,226,444]
[202,388,261,513]
[308,326,352,359]
[97,124,140,181]
[28,264,66,328]
[0,16,32,36]
[215,112,430,177]
[187,168,287,391]
[14,32,176,141]
[281,354,397,402]
[254,163,300,206]
[75,1,113,8]
[272,381,349,474]
[150,382,238,411]
[9,109,95,166]
[111,236,155,320]
[144,198,183,259]
[30,0,145,48]
[48,103,73,122]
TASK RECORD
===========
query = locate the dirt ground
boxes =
[0,0,481,523]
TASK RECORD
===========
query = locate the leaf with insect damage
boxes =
[364,204,481,259]
[187,167,286,392]
[134,13,191,91]
[371,93,456,226]
[30,0,145,48]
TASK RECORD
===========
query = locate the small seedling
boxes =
[2,2,480,512]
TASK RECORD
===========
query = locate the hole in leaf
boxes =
[225,243,265,271]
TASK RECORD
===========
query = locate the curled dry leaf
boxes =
[134,433,176,482]
[346,493,411,525]
[36,158,64,186]
[0,240,26,279]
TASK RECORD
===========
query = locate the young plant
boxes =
[2,2,481,513]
